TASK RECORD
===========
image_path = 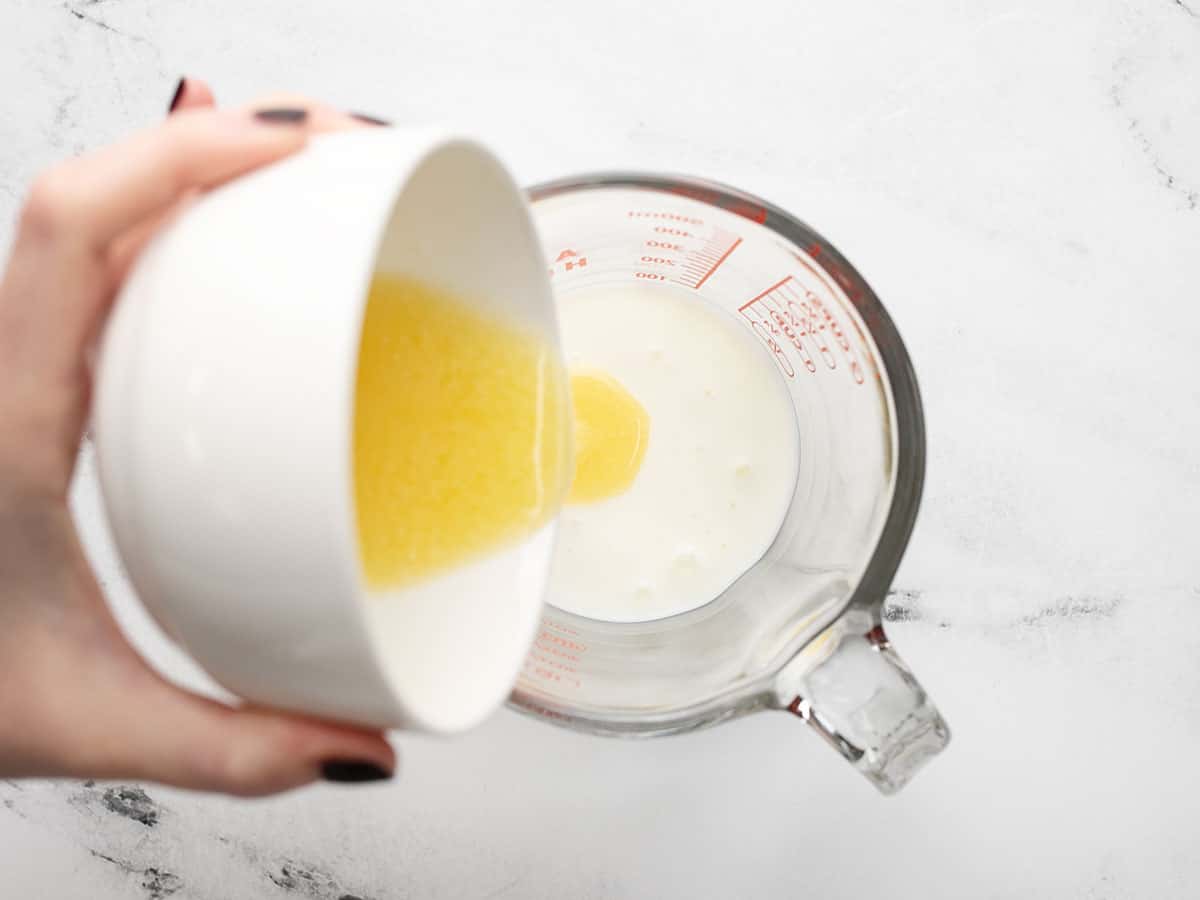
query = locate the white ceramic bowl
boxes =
[94,128,565,734]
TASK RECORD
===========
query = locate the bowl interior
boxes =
[351,140,568,733]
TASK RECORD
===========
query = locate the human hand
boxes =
[0,79,396,796]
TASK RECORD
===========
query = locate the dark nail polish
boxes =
[348,111,391,126]
[254,107,309,124]
[320,760,391,783]
[167,77,187,113]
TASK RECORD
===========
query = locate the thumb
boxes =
[168,77,216,114]
[30,651,398,796]
[0,537,396,796]
[100,674,397,796]
[119,679,399,796]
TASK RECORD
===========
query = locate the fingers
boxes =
[171,81,388,133]
[11,629,397,796]
[3,108,309,424]
[108,78,222,290]
[236,93,386,135]
[0,472,396,799]
[100,679,399,796]
[168,77,216,113]
[20,109,308,252]
[104,205,180,289]
[120,88,383,282]
[107,87,386,287]
[20,88,380,251]
[0,84,388,485]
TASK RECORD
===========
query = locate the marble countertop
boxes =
[3,0,1199,896]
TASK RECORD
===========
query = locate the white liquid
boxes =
[548,284,800,622]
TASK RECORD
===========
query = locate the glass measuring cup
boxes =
[513,174,949,793]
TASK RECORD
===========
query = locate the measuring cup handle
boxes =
[783,624,950,794]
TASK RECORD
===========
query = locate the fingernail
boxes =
[167,77,187,113]
[320,760,391,783]
[348,111,391,126]
[254,107,309,124]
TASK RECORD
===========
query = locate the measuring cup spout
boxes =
[776,613,950,794]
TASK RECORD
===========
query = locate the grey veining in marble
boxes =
[2,0,1199,897]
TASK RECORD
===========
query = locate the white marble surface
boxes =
[3,0,1200,896]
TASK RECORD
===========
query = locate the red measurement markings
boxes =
[633,213,703,282]
[787,257,867,385]
[523,627,585,688]
[740,277,799,376]
[628,210,740,290]
[675,229,743,290]
[738,270,866,384]
[627,210,704,225]
[522,656,581,688]
[548,247,587,279]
